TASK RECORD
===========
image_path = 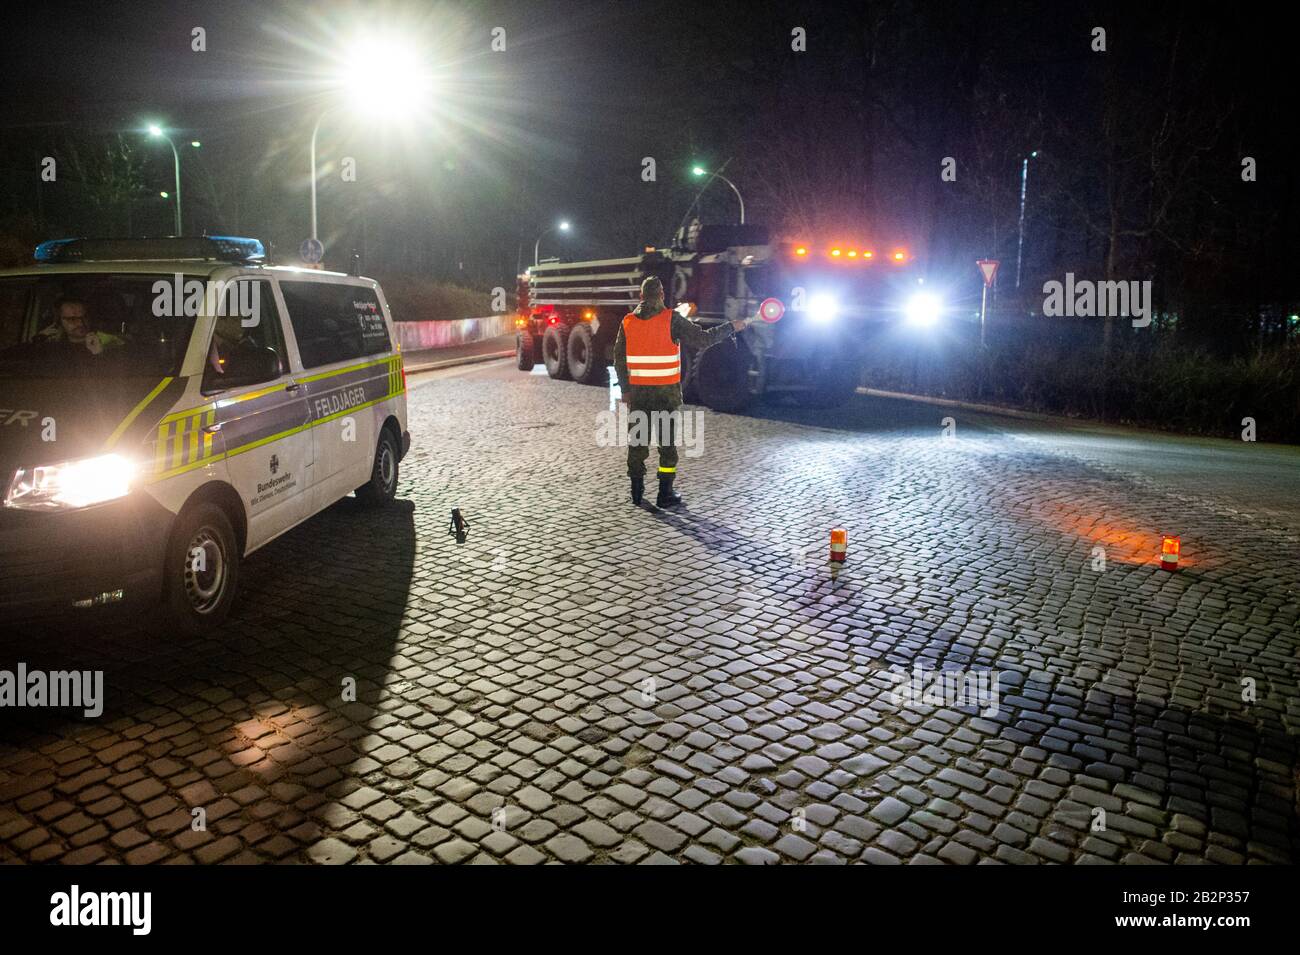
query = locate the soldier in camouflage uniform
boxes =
[613,276,746,507]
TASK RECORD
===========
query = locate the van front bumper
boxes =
[0,492,173,623]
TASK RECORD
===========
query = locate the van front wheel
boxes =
[356,428,399,507]
[163,502,240,636]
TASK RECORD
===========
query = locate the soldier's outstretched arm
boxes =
[671,312,738,351]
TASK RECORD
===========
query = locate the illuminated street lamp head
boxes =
[159,191,169,199]
[190,141,201,148]
[342,35,433,119]
[692,166,707,176]
[558,221,571,232]
[147,124,164,138]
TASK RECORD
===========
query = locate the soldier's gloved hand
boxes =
[84,332,104,355]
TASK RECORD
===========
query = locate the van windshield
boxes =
[0,274,199,379]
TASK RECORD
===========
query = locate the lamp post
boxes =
[147,124,184,235]
[308,34,434,244]
[1015,150,1037,290]
[309,110,331,242]
[691,165,745,224]
[534,220,570,266]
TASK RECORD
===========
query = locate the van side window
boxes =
[201,280,287,393]
[279,281,390,369]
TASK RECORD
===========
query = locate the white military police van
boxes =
[0,236,409,634]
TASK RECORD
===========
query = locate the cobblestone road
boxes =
[2,360,1297,864]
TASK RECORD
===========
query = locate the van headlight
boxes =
[4,453,136,510]
[904,292,943,327]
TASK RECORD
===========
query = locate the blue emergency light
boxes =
[34,236,267,264]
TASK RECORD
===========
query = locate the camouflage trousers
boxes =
[624,385,682,478]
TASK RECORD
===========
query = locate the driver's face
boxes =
[58,303,88,340]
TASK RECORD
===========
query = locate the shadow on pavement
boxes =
[0,496,415,863]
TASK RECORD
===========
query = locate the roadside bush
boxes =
[372,274,497,323]
[862,314,1300,443]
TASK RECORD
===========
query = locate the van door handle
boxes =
[203,421,222,434]
[285,381,301,394]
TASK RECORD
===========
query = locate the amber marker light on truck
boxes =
[830,247,842,258]
[794,245,808,256]
[892,249,908,262]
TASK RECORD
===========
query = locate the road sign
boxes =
[757,297,785,323]
[300,238,324,264]
[977,259,999,287]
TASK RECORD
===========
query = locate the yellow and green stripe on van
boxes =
[146,355,404,481]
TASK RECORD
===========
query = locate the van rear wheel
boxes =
[163,502,240,637]
[356,428,399,507]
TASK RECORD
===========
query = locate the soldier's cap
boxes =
[639,276,664,299]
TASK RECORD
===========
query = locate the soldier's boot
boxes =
[656,472,682,508]
[630,476,644,506]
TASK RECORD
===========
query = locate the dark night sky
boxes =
[2,0,1297,310]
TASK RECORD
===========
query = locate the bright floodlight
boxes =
[559,221,571,231]
[808,294,838,324]
[692,166,707,176]
[905,292,942,327]
[147,124,163,137]
[343,36,432,119]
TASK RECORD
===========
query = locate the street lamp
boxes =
[691,164,745,224]
[1015,150,1038,290]
[147,124,183,235]
[310,34,433,242]
[534,220,570,266]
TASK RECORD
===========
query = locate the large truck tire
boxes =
[680,347,702,404]
[567,322,607,385]
[795,360,862,408]
[542,325,571,379]
[515,331,536,371]
[697,340,753,413]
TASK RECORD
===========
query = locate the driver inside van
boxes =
[35,296,126,354]
[207,313,278,380]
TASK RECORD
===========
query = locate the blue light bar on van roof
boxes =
[33,236,266,264]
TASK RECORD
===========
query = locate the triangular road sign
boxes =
[977,259,999,287]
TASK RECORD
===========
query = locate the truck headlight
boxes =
[808,294,838,324]
[4,453,136,510]
[904,292,942,327]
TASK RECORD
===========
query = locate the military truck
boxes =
[514,224,935,411]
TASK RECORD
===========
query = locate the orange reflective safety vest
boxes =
[622,308,680,386]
